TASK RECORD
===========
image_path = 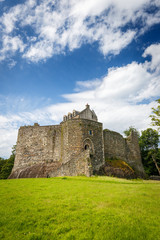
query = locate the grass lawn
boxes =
[0,176,160,240]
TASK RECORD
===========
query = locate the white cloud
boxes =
[95,62,157,102]
[0,0,160,62]
[98,29,136,56]
[75,79,102,91]
[0,129,18,158]
[0,35,26,61]
[64,60,160,104]
[23,40,54,62]
[143,43,160,72]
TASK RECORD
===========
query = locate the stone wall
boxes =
[103,129,126,161]
[103,129,145,177]
[50,150,92,177]
[60,119,104,172]
[10,124,62,178]
[125,131,145,177]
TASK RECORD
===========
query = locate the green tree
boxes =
[150,98,160,131]
[0,145,16,179]
[123,126,140,138]
[139,128,160,176]
[0,158,7,173]
[11,145,16,156]
[0,156,15,179]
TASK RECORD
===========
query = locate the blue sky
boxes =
[0,0,160,157]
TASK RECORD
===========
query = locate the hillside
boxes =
[0,176,160,240]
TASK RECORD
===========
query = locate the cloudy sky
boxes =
[0,0,160,158]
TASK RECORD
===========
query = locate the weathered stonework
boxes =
[103,129,145,177]
[9,104,145,179]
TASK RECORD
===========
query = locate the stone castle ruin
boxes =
[9,104,145,179]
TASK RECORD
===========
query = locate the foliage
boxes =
[139,128,160,176]
[150,98,160,131]
[11,144,16,156]
[141,149,160,176]
[139,128,159,151]
[0,177,160,240]
[0,159,7,173]
[0,155,15,179]
[123,126,140,138]
[0,145,16,179]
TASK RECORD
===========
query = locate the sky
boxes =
[0,0,160,158]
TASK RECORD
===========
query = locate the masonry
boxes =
[9,104,145,178]
[103,129,145,177]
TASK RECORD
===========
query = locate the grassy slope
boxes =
[0,176,160,240]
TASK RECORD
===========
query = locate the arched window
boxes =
[89,130,93,135]
[84,144,89,150]
[83,138,94,154]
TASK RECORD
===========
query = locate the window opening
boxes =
[84,144,89,150]
[89,130,93,135]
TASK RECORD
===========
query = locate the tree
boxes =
[0,145,16,179]
[0,158,7,173]
[150,98,160,131]
[139,128,160,176]
[139,128,159,151]
[123,126,140,138]
[11,145,16,156]
[0,156,15,179]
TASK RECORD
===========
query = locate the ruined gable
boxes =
[63,104,98,122]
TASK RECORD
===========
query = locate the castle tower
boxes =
[58,117,104,176]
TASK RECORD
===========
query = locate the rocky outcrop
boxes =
[8,162,61,178]
[97,159,137,179]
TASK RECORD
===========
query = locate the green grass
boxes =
[0,176,160,240]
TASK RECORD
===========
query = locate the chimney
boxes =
[86,103,90,109]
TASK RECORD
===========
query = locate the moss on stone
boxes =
[105,159,134,172]
[103,129,110,132]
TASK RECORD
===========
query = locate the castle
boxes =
[9,104,145,178]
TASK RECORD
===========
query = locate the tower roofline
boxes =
[63,104,98,122]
